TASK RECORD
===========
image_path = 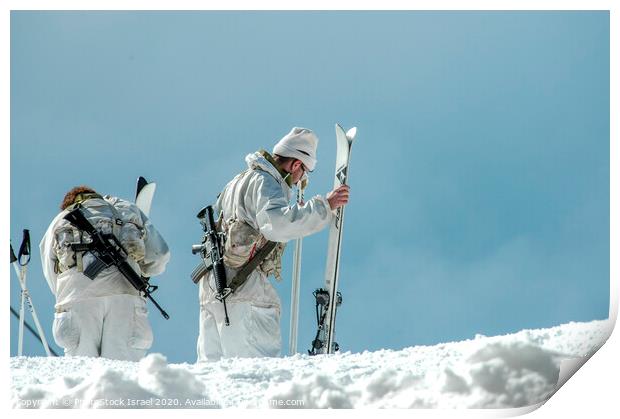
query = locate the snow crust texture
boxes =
[11,319,612,409]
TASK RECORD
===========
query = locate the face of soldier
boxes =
[288,159,307,185]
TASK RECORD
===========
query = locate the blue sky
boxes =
[10,11,609,363]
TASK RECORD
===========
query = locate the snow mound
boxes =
[11,319,612,409]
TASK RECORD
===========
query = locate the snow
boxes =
[10,319,612,409]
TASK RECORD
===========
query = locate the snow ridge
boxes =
[11,319,611,409]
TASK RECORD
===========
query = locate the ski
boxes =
[135,176,156,217]
[309,123,357,355]
[135,176,157,285]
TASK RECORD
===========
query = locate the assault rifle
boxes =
[63,207,170,319]
[191,205,231,325]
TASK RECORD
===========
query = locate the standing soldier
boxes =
[196,127,350,360]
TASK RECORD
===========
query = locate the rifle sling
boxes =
[228,241,278,293]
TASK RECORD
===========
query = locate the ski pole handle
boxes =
[18,229,31,266]
[10,244,17,264]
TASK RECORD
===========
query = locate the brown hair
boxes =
[272,154,297,165]
[60,185,97,210]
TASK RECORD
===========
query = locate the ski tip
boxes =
[136,176,149,196]
[346,127,357,141]
[335,123,357,142]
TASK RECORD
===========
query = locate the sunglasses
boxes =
[299,162,313,174]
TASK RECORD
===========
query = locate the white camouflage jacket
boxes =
[199,151,333,311]
[40,195,170,310]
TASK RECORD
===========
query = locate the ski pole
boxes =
[13,232,28,356]
[10,306,58,356]
[289,182,305,355]
[11,231,53,357]
[18,263,26,356]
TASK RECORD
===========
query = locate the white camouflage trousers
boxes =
[197,301,281,361]
[52,294,153,361]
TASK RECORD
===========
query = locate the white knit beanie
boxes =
[272,127,319,172]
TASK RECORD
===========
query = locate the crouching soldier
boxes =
[40,185,170,360]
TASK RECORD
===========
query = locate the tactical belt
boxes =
[193,241,278,294]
